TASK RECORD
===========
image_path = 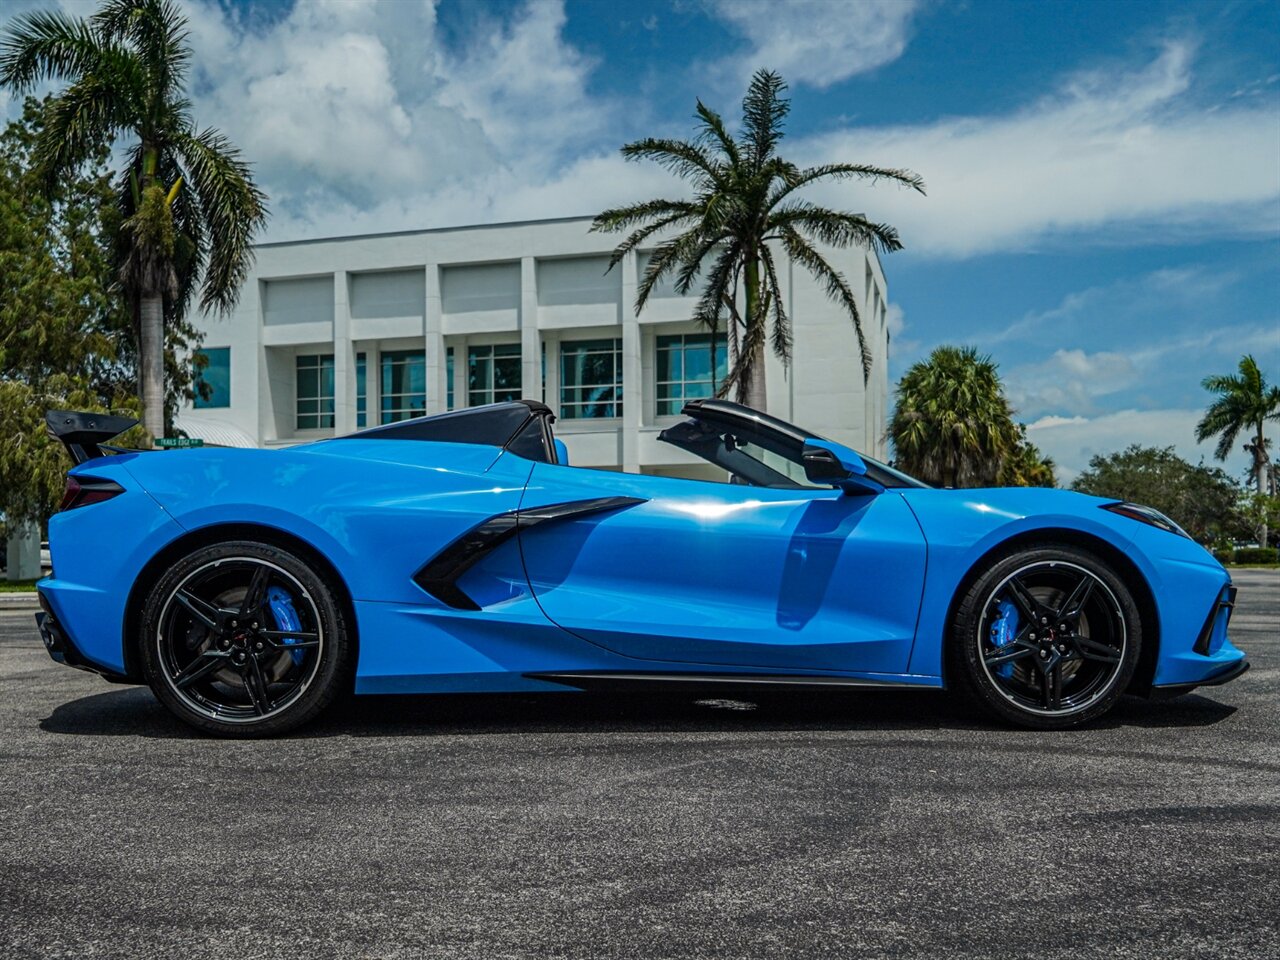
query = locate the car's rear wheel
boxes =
[949,544,1141,729]
[139,540,351,737]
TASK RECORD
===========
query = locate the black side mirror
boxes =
[802,444,853,485]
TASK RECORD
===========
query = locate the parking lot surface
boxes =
[2,569,1277,959]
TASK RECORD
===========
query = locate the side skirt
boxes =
[524,671,940,693]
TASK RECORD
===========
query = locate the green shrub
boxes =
[1212,549,1234,564]
[1232,547,1278,565]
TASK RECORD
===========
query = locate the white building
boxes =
[180,215,891,478]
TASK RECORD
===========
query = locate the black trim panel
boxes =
[524,671,933,692]
[1150,659,1249,698]
[413,496,646,610]
[1193,584,1237,656]
[35,596,133,683]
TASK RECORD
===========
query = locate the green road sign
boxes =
[155,437,204,449]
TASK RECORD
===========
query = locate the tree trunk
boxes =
[740,256,767,412]
[1258,423,1269,549]
[743,336,767,411]
[140,294,165,440]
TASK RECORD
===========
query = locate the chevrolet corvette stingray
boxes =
[36,399,1247,736]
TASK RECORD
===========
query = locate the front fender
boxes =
[901,489,1152,679]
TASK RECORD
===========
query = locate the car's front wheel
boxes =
[949,544,1142,729]
[139,540,351,737]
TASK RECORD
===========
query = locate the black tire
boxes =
[139,540,351,738]
[948,543,1142,729]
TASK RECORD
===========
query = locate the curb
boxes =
[0,593,40,610]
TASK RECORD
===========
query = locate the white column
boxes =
[543,337,560,416]
[452,336,468,410]
[620,249,641,472]
[368,343,382,426]
[425,264,446,414]
[519,256,541,403]
[332,271,356,434]
[255,280,276,443]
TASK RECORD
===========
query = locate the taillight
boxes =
[59,476,125,511]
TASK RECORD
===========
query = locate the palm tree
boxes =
[1196,354,1280,545]
[890,345,1022,488]
[592,69,923,411]
[0,0,267,439]
[999,425,1057,488]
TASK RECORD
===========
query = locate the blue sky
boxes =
[3,0,1278,481]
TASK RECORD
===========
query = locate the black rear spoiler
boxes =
[46,410,139,465]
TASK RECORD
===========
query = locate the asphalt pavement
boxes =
[2,570,1277,960]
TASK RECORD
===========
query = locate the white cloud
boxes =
[434,0,605,163]
[1006,348,1138,419]
[174,0,616,238]
[2,5,1276,262]
[987,263,1279,422]
[1026,407,1234,485]
[884,302,905,337]
[708,0,921,88]
[799,41,1280,258]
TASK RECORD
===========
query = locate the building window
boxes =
[655,333,728,416]
[356,352,367,428]
[296,353,334,429]
[446,347,455,411]
[193,347,230,409]
[380,350,426,423]
[560,338,622,419]
[468,342,522,406]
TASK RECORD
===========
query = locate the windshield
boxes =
[657,400,928,490]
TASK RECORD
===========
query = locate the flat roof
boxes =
[252,210,887,278]
[253,213,597,250]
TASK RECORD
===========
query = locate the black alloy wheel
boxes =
[950,544,1141,729]
[139,540,351,737]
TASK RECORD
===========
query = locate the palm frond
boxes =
[92,0,191,94]
[0,9,107,89]
[719,301,769,403]
[768,161,926,208]
[33,60,143,187]
[635,227,706,313]
[693,99,740,168]
[591,198,699,235]
[619,137,722,188]
[174,126,267,314]
[605,210,702,272]
[690,244,741,332]
[741,69,788,168]
[769,202,903,253]
[780,227,870,381]
[758,243,791,363]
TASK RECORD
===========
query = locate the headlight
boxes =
[1101,501,1191,539]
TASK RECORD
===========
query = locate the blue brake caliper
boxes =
[266,586,304,665]
[988,599,1019,679]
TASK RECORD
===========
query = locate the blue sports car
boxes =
[36,399,1247,737]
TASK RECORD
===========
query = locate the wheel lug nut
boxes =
[230,620,238,628]
[255,642,263,651]
[1039,650,1048,658]
[1029,632,1036,640]
[251,622,258,629]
